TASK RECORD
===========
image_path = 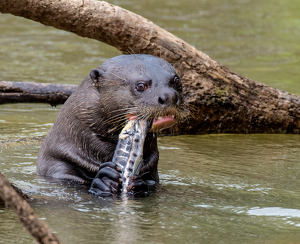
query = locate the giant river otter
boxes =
[37,54,186,196]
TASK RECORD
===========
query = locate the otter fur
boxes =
[36,54,185,196]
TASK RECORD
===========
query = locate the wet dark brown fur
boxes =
[36,54,186,196]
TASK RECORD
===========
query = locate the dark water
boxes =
[1,0,300,243]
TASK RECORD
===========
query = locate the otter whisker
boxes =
[103,116,128,125]
[103,113,128,122]
[128,52,144,73]
[110,72,127,82]
[106,111,130,120]
[109,107,131,112]
[99,78,121,83]
[126,47,136,55]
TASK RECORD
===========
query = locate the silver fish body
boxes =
[112,119,150,194]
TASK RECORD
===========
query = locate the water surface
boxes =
[1,0,300,243]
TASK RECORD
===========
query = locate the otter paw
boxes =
[127,175,149,197]
[89,162,122,197]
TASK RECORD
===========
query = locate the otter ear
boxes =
[90,68,105,83]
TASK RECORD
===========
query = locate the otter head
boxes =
[89,54,186,133]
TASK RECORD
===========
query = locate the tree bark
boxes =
[0,179,29,206]
[1,0,300,134]
[0,81,77,106]
[0,171,62,244]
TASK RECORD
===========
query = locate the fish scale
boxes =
[112,119,151,194]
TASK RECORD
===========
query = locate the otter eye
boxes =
[136,83,147,92]
[172,76,182,91]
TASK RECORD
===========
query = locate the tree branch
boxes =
[0,81,77,106]
[1,0,300,133]
[0,171,62,244]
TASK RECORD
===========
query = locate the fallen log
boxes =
[0,81,77,106]
[1,0,300,134]
[0,171,62,244]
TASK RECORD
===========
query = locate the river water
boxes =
[1,0,300,243]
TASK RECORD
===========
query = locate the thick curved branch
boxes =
[1,0,300,133]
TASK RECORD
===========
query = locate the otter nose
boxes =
[158,92,179,106]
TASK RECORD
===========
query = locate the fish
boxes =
[112,119,152,194]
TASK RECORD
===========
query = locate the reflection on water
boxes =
[0,104,60,140]
[248,207,300,219]
[1,0,300,243]
[1,134,300,243]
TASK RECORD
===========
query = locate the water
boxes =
[1,0,300,243]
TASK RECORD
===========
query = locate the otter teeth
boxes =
[156,115,175,120]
